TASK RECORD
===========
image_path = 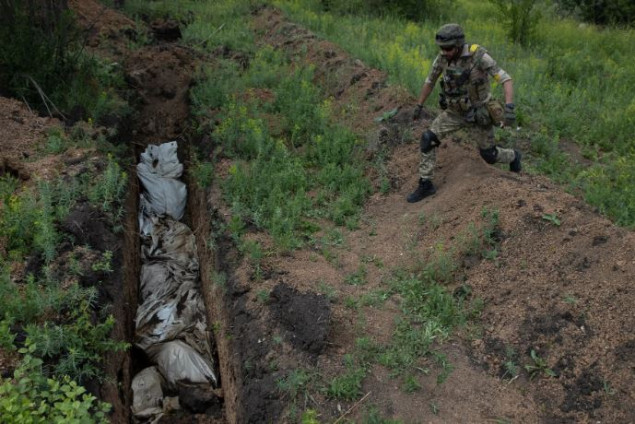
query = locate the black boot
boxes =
[510,150,522,173]
[407,179,436,203]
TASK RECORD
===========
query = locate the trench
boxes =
[103,11,330,423]
[103,26,243,422]
[108,138,242,423]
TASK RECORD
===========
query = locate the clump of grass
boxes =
[324,354,366,400]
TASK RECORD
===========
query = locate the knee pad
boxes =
[420,130,440,153]
[479,146,498,164]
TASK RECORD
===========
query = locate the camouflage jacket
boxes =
[425,44,511,110]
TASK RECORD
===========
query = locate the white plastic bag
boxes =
[137,141,187,235]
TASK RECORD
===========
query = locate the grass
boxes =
[188,21,372,251]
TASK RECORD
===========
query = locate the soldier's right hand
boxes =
[504,103,516,128]
[413,104,423,120]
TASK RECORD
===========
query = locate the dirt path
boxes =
[2,1,633,423]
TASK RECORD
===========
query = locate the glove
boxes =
[413,103,423,120]
[504,103,516,128]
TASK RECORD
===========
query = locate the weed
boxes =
[378,318,444,375]
[359,290,391,307]
[542,213,562,226]
[433,352,454,384]
[344,297,359,310]
[91,250,114,273]
[317,280,337,301]
[420,243,457,284]
[563,294,578,304]
[361,405,403,423]
[402,374,421,393]
[325,228,345,247]
[428,213,443,230]
[34,181,59,264]
[502,346,520,380]
[240,239,264,280]
[277,369,314,399]
[191,60,244,111]
[227,214,246,242]
[344,265,367,286]
[324,355,366,400]
[45,127,70,154]
[26,299,129,382]
[524,349,556,380]
[0,315,15,350]
[355,336,380,368]
[430,402,439,415]
[361,254,384,268]
[0,181,44,261]
[88,155,128,216]
[0,1,128,122]
[301,409,320,424]
[0,273,99,325]
[256,290,270,303]
[191,160,214,189]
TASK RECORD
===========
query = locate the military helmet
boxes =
[435,23,465,47]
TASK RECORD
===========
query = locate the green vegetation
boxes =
[524,349,557,379]
[0,0,129,124]
[178,6,371,251]
[0,343,111,423]
[0,120,129,419]
[542,212,562,226]
[555,0,635,26]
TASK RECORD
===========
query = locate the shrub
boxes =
[0,343,111,423]
[489,0,541,46]
[555,0,635,26]
[0,0,128,122]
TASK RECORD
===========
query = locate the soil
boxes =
[1,1,634,423]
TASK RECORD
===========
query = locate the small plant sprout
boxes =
[542,213,561,226]
[524,349,556,380]
[430,402,439,415]
[403,374,421,393]
[563,294,578,304]
[92,250,114,273]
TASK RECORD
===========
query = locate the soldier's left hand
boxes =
[504,103,516,128]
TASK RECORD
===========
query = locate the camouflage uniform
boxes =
[418,43,516,181]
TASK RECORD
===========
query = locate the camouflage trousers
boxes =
[419,109,516,181]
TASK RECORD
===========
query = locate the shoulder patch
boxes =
[469,44,480,53]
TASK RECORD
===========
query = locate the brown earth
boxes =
[1,1,634,423]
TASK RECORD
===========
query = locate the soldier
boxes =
[409,23,521,203]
